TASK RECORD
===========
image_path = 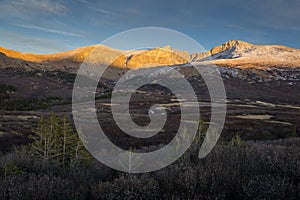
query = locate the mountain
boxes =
[0,44,189,72]
[192,40,300,68]
[0,45,97,63]
[0,45,121,72]
[1,40,300,72]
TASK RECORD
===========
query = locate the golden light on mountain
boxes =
[0,40,299,71]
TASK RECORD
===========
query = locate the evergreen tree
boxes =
[29,113,92,168]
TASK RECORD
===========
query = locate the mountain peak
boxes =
[210,40,253,55]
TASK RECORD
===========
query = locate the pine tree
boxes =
[29,113,92,168]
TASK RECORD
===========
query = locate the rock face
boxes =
[210,40,252,55]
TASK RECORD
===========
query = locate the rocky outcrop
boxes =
[210,40,253,55]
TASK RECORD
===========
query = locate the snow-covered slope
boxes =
[191,40,300,69]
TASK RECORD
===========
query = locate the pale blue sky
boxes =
[0,0,299,53]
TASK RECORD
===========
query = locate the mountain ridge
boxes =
[0,40,299,70]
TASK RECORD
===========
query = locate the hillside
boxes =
[0,44,189,71]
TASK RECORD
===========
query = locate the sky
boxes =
[0,0,299,54]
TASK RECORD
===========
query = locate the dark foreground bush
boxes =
[0,137,299,200]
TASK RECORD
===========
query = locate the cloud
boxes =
[91,7,115,15]
[75,0,90,4]
[0,0,298,52]
[14,24,83,37]
[0,0,67,17]
[0,30,70,53]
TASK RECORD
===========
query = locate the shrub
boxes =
[0,134,299,199]
[91,174,160,200]
[242,175,294,200]
[3,162,23,178]
[230,134,246,148]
